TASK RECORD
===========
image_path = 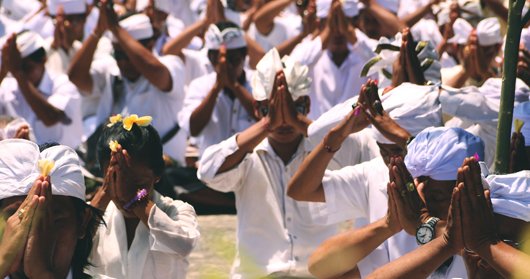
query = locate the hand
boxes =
[90,149,118,211]
[301,0,317,36]
[457,157,498,253]
[0,178,44,276]
[517,48,530,86]
[388,156,427,235]
[463,31,493,82]
[509,131,529,173]
[385,182,404,234]
[3,34,23,78]
[51,6,69,50]
[24,176,55,278]
[98,0,118,33]
[265,71,287,131]
[442,185,464,253]
[215,46,237,90]
[276,71,309,135]
[205,0,226,25]
[14,124,30,140]
[402,28,425,85]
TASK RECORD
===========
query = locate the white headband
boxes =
[136,0,172,14]
[486,170,530,222]
[47,0,87,16]
[1,0,42,21]
[16,31,45,58]
[117,13,154,41]
[251,48,311,101]
[316,0,363,18]
[476,17,503,46]
[204,24,247,50]
[0,139,85,201]
[447,18,473,45]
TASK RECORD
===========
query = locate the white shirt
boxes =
[322,157,467,278]
[198,135,340,278]
[0,71,83,148]
[247,14,302,51]
[87,192,200,279]
[290,32,376,119]
[87,54,187,164]
[178,71,255,157]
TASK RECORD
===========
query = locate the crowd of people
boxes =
[0,0,530,278]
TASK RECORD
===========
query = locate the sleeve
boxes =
[147,197,200,258]
[289,36,324,66]
[197,134,249,192]
[322,164,370,224]
[439,86,499,123]
[49,75,83,148]
[89,57,113,97]
[177,76,210,134]
[158,55,186,95]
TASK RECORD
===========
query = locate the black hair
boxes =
[97,121,165,176]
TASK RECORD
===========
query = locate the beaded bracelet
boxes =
[124,188,149,210]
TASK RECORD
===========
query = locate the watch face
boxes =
[416,226,434,244]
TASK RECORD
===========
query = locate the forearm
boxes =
[15,75,66,126]
[246,35,265,69]
[484,0,508,23]
[112,27,172,91]
[365,6,404,37]
[401,2,433,27]
[277,31,307,57]
[287,128,346,202]
[444,68,470,88]
[233,83,258,120]
[367,237,455,279]
[189,82,222,136]
[162,19,208,58]
[253,0,292,35]
[216,119,269,174]
[436,39,448,58]
[89,187,112,212]
[67,32,100,93]
[309,218,398,279]
[476,241,530,278]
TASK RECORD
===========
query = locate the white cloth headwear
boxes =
[316,0,363,18]
[434,0,483,26]
[522,28,530,51]
[447,18,473,45]
[361,35,441,84]
[0,139,85,201]
[204,24,247,50]
[136,0,172,14]
[118,14,154,41]
[251,48,311,101]
[47,0,87,16]
[476,17,503,46]
[513,101,530,146]
[1,0,42,21]
[486,171,530,222]
[405,126,485,181]
[371,83,443,144]
[16,31,45,58]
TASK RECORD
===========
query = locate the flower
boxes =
[514,118,525,133]
[122,114,152,131]
[38,159,55,177]
[109,140,119,152]
[107,114,123,127]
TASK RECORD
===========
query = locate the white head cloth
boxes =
[251,48,311,101]
[513,101,530,146]
[136,0,172,14]
[1,0,42,21]
[476,17,503,46]
[47,0,87,16]
[16,31,45,58]
[480,77,529,103]
[0,139,86,201]
[361,35,441,84]
[447,18,473,45]
[371,83,443,144]
[485,171,530,222]
[118,14,154,41]
[0,118,36,142]
[435,0,483,26]
[204,23,247,50]
[316,0,363,18]
[405,126,485,181]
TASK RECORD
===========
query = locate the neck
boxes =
[124,217,140,250]
[267,135,303,165]
[331,50,349,67]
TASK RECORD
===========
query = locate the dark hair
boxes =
[97,121,165,176]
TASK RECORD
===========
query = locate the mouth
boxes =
[275,126,295,135]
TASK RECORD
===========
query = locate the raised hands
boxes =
[215,46,238,90]
[301,0,318,36]
[51,6,70,50]
[392,28,426,87]
[96,0,119,34]
[1,34,23,78]
[463,30,495,82]
[321,0,357,48]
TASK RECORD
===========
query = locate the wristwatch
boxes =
[416,217,440,245]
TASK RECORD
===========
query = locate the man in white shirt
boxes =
[290,0,376,119]
[198,49,339,278]
[178,21,256,157]
[68,1,187,164]
[0,31,83,148]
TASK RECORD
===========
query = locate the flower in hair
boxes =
[109,140,119,152]
[122,114,152,131]
[38,159,55,177]
[107,114,123,127]
[514,118,525,134]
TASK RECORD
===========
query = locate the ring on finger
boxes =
[406,182,415,192]
[17,208,25,220]
[400,189,407,198]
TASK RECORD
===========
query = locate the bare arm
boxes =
[245,35,266,69]
[253,0,293,35]
[189,81,223,136]
[475,241,530,278]
[401,0,437,27]
[162,18,208,59]
[67,32,100,94]
[363,1,405,37]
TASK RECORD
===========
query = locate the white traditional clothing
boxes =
[486,170,530,222]
[0,71,83,148]
[178,71,255,157]
[87,192,200,279]
[290,31,376,119]
[247,14,302,52]
[198,136,341,278]
[86,54,187,164]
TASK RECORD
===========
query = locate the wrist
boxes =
[323,132,343,153]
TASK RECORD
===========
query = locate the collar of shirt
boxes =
[36,70,53,97]
[255,137,308,165]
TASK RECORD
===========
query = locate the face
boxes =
[62,14,87,42]
[1,195,86,278]
[358,11,381,39]
[21,58,46,86]
[377,142,406,165]
[416,177,455,219]
[113,44,142,81]
[209,48,247,78]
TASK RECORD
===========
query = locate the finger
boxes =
[121,149,133,168]
[483,189,493,212]
[21,195,39,227]
[462,165,480,212]
[20,178,43,209]
[451,186,463,243]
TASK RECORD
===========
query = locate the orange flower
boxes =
[107,114,123,127]
[122,114,152,131]
[109,140,120,152]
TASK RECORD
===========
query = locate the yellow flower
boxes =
[109,140,119,152]
[38,159,55,177]
[122,114,152,131]
[515,118,525,133]
[107,114,123,127]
